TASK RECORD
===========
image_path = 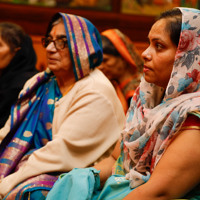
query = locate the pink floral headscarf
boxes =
[122,7,200,188]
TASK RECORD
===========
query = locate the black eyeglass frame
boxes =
[41,37,68,50]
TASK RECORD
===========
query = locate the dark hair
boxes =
[101,35,120,56]
[158,8,182,46]
[0,22,26,53]
[45,13,63,37]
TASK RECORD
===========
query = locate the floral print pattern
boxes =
[121,8,200,188]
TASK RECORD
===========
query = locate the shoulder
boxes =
[21,71,45,90]
[64,69,124,116]
[181,112,200,131]
[74,69,117,99]
[170,112,200,144]
[80,68,111,86]
[79,69,116,95]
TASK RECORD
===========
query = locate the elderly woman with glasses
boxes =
[0,12,125,199]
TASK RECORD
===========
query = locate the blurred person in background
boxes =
[0,12,125,199]
[0,22,38,128]
[98,29,144,113]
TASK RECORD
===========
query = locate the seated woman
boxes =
[98,29,144,113]
[46,7,200,200]
[0,22,38,128]
[0,12,125,199]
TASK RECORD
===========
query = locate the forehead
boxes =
[50,21,66,36]
[148,19,170,40]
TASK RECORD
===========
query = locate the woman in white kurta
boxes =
[47,7,200,200]
[0,12,125,199]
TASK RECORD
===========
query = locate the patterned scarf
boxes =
[0,12,103,199]
[122,7,200,188]
[47,12,103,81]
[0,69,61,199]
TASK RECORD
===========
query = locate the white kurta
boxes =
[0,68,125,196]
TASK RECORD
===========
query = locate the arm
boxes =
[123,128,200,200]
[94,139,121,187]
[0,90,124,196]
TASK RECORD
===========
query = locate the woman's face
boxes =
[46,21,73,76]
[98,54,127,80]
[0,36,15,71]
[142,18,178,88]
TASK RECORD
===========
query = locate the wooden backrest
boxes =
[31,35,47,71]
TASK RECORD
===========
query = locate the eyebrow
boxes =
[152,38,164,42]
[148,37,167,45]
[48,34,67,39]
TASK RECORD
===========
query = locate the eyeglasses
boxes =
[41,37,68,50]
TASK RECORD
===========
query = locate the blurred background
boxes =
[0,0,198,70]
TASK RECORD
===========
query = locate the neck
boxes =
[55,71,76,95]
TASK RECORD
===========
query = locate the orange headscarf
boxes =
[101,29,143,71]
[101,29,143,113]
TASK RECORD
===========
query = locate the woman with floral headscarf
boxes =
[98,29,144,113]
[0,12,125,199]
[46,7,200,200]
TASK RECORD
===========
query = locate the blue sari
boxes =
[0,71,62,199]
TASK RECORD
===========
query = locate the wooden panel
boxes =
[134,42,149,56]
[31,35,47,71]
[0,2,152,70]
[0,2,155,42]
